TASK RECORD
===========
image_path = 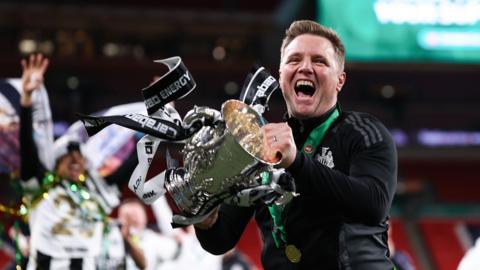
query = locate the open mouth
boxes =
[295,80,315,97]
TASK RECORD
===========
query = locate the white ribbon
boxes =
[127,102,184,204]
[128,134,167,205]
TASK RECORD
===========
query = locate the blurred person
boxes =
[457,237,480,270]
[157,225,222,270]
[387,222,415,270]
[19,54,124,270]
[20,54,102,270]
[150,196,223,270]
[97,199,178,270]
[194,20,397,269]
[4,222,30,270]
[97,206,146,270]
[0,104,20,174]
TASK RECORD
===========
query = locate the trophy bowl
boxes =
[165,100,280,217]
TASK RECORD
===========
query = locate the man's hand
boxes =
[194,206,220,230]
[20,54,49,107]
[120,222,147,269]
[121,222,131,239]
[262,123,297,168]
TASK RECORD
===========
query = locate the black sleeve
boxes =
[194,204,254,255]
[104,149,138,188]
[287,117,397,225]
[20,106,47,182]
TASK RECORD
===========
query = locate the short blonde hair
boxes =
[280,20,346,70]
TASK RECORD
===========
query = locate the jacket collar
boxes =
[286,103,340,136]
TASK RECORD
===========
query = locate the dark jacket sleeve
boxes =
[287,117,397,225]
[20,106,47,182]
[195,203,254,255]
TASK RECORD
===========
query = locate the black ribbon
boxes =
[142,57,196,115]
[238,64,279,107]
[79,113,204,141]
[79,56,202,141]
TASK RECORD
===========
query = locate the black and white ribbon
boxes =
[142,56,196,115]
[238,64,279,113]
[79,57,197,140]
[79,57,199,206]
[80,112,188,141]
[128,135,168,204]
[79,59,289,226]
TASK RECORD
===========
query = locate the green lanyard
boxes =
[266,108,340,248]
[301,108,339,157]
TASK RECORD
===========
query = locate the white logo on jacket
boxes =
[315,147,334,168]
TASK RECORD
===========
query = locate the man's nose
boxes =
[298,60,313,74]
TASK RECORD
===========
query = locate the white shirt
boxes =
[28,185,103,259]
[458,238,480,270]
[98,224,179,270]
[151,197,223,270]
[158,233,222,270]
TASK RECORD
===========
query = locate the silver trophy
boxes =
[165,99,281,220]
[80,59,293,225]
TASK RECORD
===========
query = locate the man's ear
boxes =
[336,72,346,92]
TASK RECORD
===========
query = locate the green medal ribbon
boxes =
[266,108,340,249]
[301,108,339,157]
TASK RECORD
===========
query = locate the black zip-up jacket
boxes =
[195,106,397,269]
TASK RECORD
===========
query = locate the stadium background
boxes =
[1,1,480,269]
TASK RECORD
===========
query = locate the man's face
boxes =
[280,34,346,119]
[56,151,86,181]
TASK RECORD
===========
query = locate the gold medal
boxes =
[285,244,301,263]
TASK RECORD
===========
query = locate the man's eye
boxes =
[313,58,327,65]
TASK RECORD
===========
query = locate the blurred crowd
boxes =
[0,54,253,270]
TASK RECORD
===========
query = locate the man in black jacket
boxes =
[194,20,397,269]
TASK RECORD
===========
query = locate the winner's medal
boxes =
[285,244,301,263]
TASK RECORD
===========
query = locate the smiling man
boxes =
[195,20,397,270]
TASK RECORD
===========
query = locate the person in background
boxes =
[387,222,415,270]
[150,196,224,270]
[20,54,105,270]
[457,237,480,270]
[98,199,179,270]
[194,20,397,269]
[5,223,30,270]
[19,54,131,270]
[97,200,146,270]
